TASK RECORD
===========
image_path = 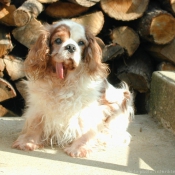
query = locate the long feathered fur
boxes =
[12,20,134,157]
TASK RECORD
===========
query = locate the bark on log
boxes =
[102,43,124,62]
[13,0,44,27]
[45,1,89,18]
[0,58,5,77]
[138,4,175,44]
[68,0,100,7]
[0,4,16,26]
[115,49,153,93]
[12,18,44,48]
[100,0,149,21]
[157,62,175,71]
[0,78,16,102]
[0,24,13,57]
[146,38,175,64]
[3,55,24,81]
[158,0,175,15]
[110,26,140,56]
[72,11,104,36]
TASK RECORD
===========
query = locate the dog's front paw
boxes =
[64,145,92,158]
[12,135,43,151]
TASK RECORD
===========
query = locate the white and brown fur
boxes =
[12,20,134,157]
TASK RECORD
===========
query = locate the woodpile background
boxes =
[0,0,175,116]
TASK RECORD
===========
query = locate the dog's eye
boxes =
[55,38,62,44]
[78,41,85,46]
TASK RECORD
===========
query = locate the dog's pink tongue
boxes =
[56,62,64,79]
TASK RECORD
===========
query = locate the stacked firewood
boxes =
[0,0,175,116]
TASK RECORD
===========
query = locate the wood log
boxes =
[110,26,140,56]
[12,18,44,48]
[15,80,27,101]
[72,11,104,36]
[114,48,153,93]
[3,55,25,81]
[157,62,175,71]
[45,1,89,18]
[0,4,16,26]
[0,78,16,102]
[138,4,175,44]
[68,0,100,7]
[0,58,5,77]
[0,24,13,57]
[100,0,149,21]
[102,43,124,63]
[0,0,10,6]
[158,0,175,15]
[146,38,175,64]
[13,0,44,27]
[0,105,8,117]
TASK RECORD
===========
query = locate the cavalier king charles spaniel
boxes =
[12,20,134,157]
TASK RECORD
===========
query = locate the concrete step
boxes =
[149,71,175,135]
[0,115,175,175]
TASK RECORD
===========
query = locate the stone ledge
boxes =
[149,71,175,135]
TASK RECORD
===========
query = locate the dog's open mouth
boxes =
[56,62,64,79]
[55,59,75,79]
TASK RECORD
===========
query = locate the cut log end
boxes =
[150,14,175,44]
[172,1,175,12]
[100,0,149,21]
[0,78,16,102]
[72,11,104,36]
[111,26,140,56]
[13,10,31,26]
[68,0,100,7]
[0,5,16,26]
[46,2,89,18]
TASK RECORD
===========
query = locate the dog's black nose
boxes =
[65,44,76,53]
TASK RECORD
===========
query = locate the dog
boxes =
[12,20,134,157]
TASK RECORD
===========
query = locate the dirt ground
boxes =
[0,115,175,175]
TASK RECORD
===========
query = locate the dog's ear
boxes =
[84,30,102,72]
[84,29,108,77]
[24,31,50,80]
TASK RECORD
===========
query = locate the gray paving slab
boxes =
[0,115,175,175]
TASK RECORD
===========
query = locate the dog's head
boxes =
[24,20,108,80]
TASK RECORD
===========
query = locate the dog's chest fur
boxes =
[25,74,105,146]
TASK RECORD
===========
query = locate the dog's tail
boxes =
[118,81,134,121]
[104,80,134,121]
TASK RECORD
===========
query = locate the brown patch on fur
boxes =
[122,90,131,111]
[50,24,70,49]
[84,29,109,77]
[24,32,50,80]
